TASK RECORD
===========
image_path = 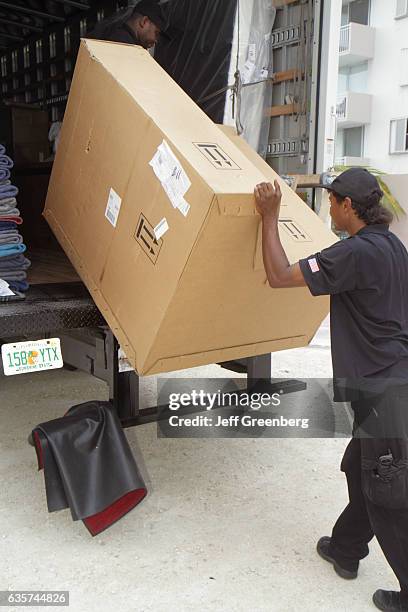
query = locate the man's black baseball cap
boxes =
[133,0,168,32]
[323,167,383,204]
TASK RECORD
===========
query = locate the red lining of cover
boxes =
[33,431,44,470]
[83,489,147,536]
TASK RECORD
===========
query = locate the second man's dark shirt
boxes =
[91,23,141,46]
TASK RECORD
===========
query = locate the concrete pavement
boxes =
[0,317,399,611]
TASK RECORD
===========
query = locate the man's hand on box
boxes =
[254,181,282,219]
[254,180,307,289]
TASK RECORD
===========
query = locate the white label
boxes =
[162,178,183,209]
[149,147,171,182]
[161,141,191,195]
[1,338,64,376]
[177,199,191,217]
[0,279,14,297]
[105,188,122,228]
[150,140,191,209]
[154,217,169,240]
[248,43,257,62]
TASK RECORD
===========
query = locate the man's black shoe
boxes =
[373,590,408,611]
[316,536,358,580]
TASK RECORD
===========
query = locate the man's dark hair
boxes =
[331,189,393,225]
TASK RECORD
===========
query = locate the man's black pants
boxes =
[328,387,408,598]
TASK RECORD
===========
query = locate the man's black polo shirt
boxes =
[299,224,408,390]
[104,24,141,45]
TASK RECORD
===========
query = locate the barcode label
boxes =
[105,188,122,228]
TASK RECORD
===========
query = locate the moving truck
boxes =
[0,0,334,425]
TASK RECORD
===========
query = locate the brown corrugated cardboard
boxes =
[44,39,337,375]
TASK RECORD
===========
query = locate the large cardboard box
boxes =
[44,40,337,376]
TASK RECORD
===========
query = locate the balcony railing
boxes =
[336,95,348,121]
[335,156,370,168]
[339,25,350,53]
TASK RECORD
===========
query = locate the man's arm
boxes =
[255,182,307,288]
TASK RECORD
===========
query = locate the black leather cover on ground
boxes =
[33,401,147,536]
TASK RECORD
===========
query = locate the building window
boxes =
[396,0,408,19]
[97,9,105,22]
[65,58,72,73]
[24,73,30,86]
[2,82,8,94]
[36,40,43,64]
[338,63,369,94]
[12,77,18,90]
[336,126,365,164]
[342,0,370,26]
[341,4,349,26]
[390,118,408,153]
[345,127,364,157]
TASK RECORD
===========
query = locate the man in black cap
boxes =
[88,0,168,49]
[255,168,408,612]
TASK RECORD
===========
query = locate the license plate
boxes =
[1,338,64,376]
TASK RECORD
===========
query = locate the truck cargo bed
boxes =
[0,282,105,340]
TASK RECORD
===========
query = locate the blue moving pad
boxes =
[0,244,26,257]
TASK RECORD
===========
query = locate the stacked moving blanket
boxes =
[0,144,30,299]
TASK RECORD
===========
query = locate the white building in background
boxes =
[335,0,408,173]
